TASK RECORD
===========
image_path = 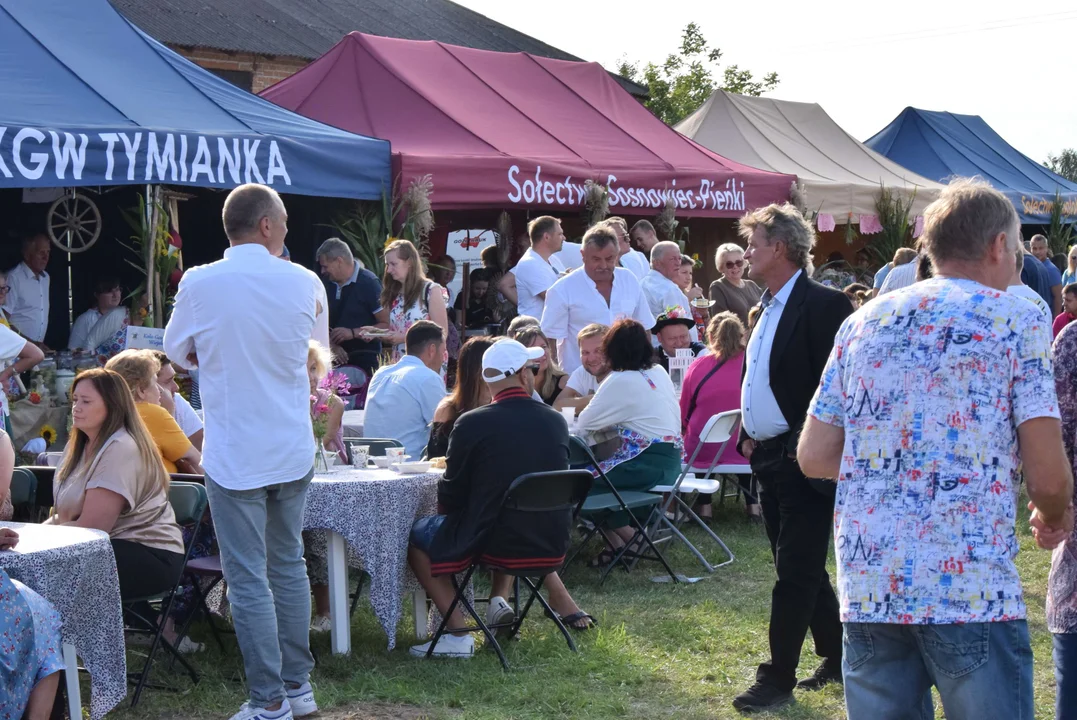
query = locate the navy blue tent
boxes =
[866,108,1077,224]
[0,0,390,199]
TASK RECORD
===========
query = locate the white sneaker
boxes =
[285,682,318,718]
[309,615,332,634]
[409,633,475,658]
[485,596,515,634]
[227,700,294,720]
[174,636,205,654]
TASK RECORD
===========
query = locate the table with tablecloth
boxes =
[0,521,126,719]
[303,466,442,654]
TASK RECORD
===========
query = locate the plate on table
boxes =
[360,329,393,339]
[394,461,431,474]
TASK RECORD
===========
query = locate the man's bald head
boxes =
[222,184,287,249]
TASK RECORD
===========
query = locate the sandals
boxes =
[587,548,617,569]
[546,609,597,631]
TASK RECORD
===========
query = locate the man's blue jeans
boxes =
[1054,632,1077,719]
[843,620,1033,720]
[206,469,315,709]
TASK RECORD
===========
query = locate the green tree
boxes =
[617,22,779,126]
[1046,149,1077,183]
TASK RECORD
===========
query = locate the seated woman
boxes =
[511,325,568,405]
[576,319,682,558]
[0,529,64,720]
[425,336,494,460]
[68,276,123,351]
[47,368,186,606]
[680,312,757,523]
[81,292,151,361]
[307,341,346,463]
[106,350,204,475]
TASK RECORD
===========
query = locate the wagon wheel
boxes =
[47,192,101,253]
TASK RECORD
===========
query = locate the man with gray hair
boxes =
[1031,233,1063,314]
[732,202,853,713]
[799,178,1072,719]
[640,240,697,342]
[165,183,324,720]
[316,237,386,375]
[541,224,654,373]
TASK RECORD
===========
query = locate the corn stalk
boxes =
[120,189,177,327]
[1047,189,1075,256]
[868,186,915,266]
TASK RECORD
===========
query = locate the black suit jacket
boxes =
[739,272,854,455]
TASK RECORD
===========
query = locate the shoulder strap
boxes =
[420,281,433,313]
[685,357,728,425]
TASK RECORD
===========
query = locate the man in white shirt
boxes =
[541,224,655,374]
[878,252,919,295]
[630,219,660,257]
[498,216,566,321]
[274,244,331,351]
[164,184,321,720]
[1007,247,1053,325]
[607,217,648,280]
[552,240,583,270]
[364,321,447,459]
[553,323,609,414]
[641,241,698,342]
[5,234,51,346]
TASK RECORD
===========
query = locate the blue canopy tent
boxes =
[0,0,391,199]
[866,108,1077,224]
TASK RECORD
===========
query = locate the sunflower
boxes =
[40,424,57,446]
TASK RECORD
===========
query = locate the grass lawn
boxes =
[110,497,1057,719]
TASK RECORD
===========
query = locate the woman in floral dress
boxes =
[0,529,64,720]
[362,239,449,373]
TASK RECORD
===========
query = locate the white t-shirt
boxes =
[566,365,602,396]
[0,324,26,419]
[510,248,565,320]
[620,249,649,280]
[173,392,203,438]
[552,242,583,271]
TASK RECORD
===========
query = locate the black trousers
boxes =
[111,539,185,628]
[751,444,842,691]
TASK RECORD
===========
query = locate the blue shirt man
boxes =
[1021,252,1054,311]
[1031,234,1063,313]
[363,321,446,458]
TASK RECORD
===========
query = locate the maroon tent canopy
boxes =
[261,33,793,217]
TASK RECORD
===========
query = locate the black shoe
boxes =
[796,662,843,691]
[732,682,794,713]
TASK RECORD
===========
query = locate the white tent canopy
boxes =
[675,91,943,224]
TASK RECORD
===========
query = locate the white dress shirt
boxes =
[878,259,918,295]
[510,248,565,321]
[741,270,801,441]
[5,262,49,342]
[541,267,655,374]
[620,249,649,280]
[164,244,320,490]
[363,354,446,458]
[640,269,698,342]
[68,307,103,350]
[552,241,583,271]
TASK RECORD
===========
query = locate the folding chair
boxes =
[9,467,36,519]
[562,436,679,583]
[423,470,593,670]
[646,410,740,574]
[126,481,208,706]
[342,437,402,460]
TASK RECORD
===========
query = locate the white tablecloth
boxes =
[0,522,126,719]
[303,466,441,649]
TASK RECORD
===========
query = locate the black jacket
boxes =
[430,396,570,571]
[738,272,853,455]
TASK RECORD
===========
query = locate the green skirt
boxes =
[596,442,681,528]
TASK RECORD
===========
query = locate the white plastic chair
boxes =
[646,410,741,573]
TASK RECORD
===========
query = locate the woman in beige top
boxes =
[708,243,763,327]
[48,368,184,604]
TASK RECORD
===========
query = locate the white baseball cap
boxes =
[481,339,545,383]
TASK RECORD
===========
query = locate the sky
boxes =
[454,0,1077,165]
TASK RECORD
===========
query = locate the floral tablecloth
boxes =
[0,521,126,719]
[303,467,440,649]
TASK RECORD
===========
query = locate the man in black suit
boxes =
[732,204,854,713]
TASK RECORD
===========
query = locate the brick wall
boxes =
[169,46,309,93]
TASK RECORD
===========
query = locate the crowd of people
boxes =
[6,175,1077,720]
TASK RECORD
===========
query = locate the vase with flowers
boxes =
[311,370,352,472]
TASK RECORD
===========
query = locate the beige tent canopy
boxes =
[675,91,943,224]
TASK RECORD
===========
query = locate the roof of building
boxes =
[109,0,648,96]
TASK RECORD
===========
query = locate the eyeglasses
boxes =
[724,259,745,269]
[0,286,10,293]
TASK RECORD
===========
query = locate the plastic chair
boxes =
[125,482,208,706]
[422,470,593,669]
[562,437,679,583]
[645,410,740,573]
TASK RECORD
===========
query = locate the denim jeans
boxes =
[843,620,1033,720]
[206,469,315,708]
[1054,632,1077,719]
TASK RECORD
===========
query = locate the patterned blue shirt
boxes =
[809,277,1058,624]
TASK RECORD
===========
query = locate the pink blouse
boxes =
[679,351,746,469]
